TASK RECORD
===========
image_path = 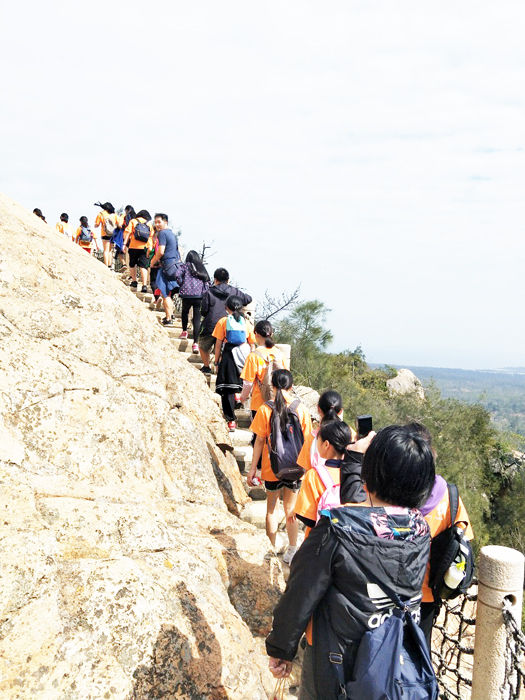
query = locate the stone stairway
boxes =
[117,274,303,559]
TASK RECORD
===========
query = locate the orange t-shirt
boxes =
[95,212,118,237]
[250,397,312,482]
[240,346,287,412]
[75,226,93,249]
[124,218,153,250]
[212,316,256,345]
[421,488,474,602]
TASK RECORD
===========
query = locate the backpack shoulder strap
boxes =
[448,482,459,524]
[254,347,267,360]
[289,399,301,415]
[314,462,335,491]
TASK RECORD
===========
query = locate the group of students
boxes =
[42,202,473,699]
[214,301,475,699]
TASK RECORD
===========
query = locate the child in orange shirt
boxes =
[248,369,312,564]
[213,295,256,431]
[75,216,98,254]
[94,201,118,269]
[296,390,356,473]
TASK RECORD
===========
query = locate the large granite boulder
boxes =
[386,368,425,401]
[0,193,283,699]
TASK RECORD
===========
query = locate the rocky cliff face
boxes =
[0,194,283,699]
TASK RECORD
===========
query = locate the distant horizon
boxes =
[370,362,525,374]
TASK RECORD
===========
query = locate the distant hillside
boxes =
[372,365,525,440]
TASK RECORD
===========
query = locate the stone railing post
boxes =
[471,545,524,700]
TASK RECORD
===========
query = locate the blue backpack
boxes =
[226,314,246,345]
[328,567,438,700]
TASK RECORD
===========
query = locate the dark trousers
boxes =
[150,266,160,294]
[419,601,438,650]
[181,297,202,340]
[221,392,236,422]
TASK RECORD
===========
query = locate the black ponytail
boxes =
[271,369,294,433]
[318,390,343,425]
[226,295,244,322]
[319,420,353,457]
[254,320,275,348]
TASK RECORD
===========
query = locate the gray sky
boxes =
[1,0,524,369]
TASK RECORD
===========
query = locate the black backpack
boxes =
[326,553,438,700]
[134,221,150,243]
[429,483,475,602]
[266,399,305,482]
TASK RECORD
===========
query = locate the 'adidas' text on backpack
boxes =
[267,399,305,482]
[226,314,247,345]
[134,221,151,243]
[254,347,285,403]
[429,483,475,602]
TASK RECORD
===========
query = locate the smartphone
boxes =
[356,415,373,439]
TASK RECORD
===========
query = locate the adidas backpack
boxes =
[267,399,305,482]
[254,347,285,403]
[326,551,438,700]
[429,483,475,602]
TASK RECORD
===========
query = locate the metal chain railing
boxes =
[432,589,477,700]
[501,598,525,700]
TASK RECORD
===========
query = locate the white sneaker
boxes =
[282,545,298,565]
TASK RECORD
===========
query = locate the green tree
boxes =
[275,300,333,387]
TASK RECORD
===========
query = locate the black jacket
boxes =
[266,505,430,700]
[200,283,252,336]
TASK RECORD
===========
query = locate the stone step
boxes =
[178,352,203,365]
[234,409,252,429]
[170,338,198,352]
[234,444,253,463]
[230,428,253,447]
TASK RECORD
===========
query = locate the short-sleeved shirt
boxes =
[421,487,474,602]
[157,228,180,267]
[56,222,74,239]
[212,316,256,345]
[240,346,286,412]
[250,397,312,482]
[125,217,153,250]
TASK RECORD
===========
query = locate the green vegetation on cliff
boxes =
[275,301,525,556]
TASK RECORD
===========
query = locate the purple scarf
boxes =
[419,474,447,516]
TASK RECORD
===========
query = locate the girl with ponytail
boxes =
[213,295,256,431]
[239,320,289,416]
[296,390,356,474]
[248,369,312,565]
[295,420,369,535]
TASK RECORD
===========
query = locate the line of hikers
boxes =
[189,275,475,700]
[43,201,473,700]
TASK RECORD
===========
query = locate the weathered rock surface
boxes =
[0,193,283,699]
[386,368,425,401]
